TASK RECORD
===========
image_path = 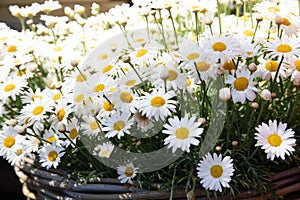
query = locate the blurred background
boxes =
[0,0,130,199]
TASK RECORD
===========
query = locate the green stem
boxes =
[194,11,199,44]
[168,9,178,46]
[270,56,284,92]
[18,17,26,32]
[251,20,260,43]
[216,0,222,35]
[169,168,177,200]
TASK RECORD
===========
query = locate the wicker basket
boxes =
[14,158,300,200]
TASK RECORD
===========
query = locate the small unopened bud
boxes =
[160,69,170,80]
[251,102,259,109]
[219,88,231,101]
[136,141,141,146]
[271,93,277,98]
[205,19,213,26]
[215,146,222,151]
[197,118,206,125]
[55,82,63,89]
[275,15,283,25]
[94,146,100,152]
[118,143,124,148]
[256,15,263,22]
[122,55,131,63]
[58,123,66,132]
[232,141,238,146]
[260,89,271,100]
[16,126,26,135]
[248,63,257,72]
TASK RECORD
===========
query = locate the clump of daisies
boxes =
[0,0,300,199]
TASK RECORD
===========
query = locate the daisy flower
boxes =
[201,35,240,65]
[97,141,114,158]
[285,55,300,81]
[102,112,134,139]
[110,87,138,114]
[162,115,203,153]
[50,98,73,127]
[39,142,65,170]
[256,57,287,81]
[61,117,79,147]
[0,76,28,103]
[225,67,259,104]
[264,35,300,60]
[138,88,177,121]
[0,125,25,158]
[81,115,102,136]
[117,162,138,184]
[197,153,234,192]
[85,73,114,98]
[19,98,53,126]
[254,120,296,160]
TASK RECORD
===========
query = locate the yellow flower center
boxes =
[101,149,110,157]
[295,60,300,71]
[210,165,223,178]
[125,80,137,86]
[75,94,84,103]
[136,49,148,58]
[4,136,15,148]
[212,42,227,52]
[47,136,56,143]
[268,134,282,147]
[16,149,23,155]
[32,95,43,101]
[242,30,254,36]
[186,79,192,86]
[4,84,16,92]
[196,61,210,72]
[276,44,292,53]
[69,128,78,139]
[57,108,65,122]
[175,127,189,139]
[90,121,99,130]
[94,84,105,92]
[151,96,165,107]
[282,17,291,26]
[103,101,114,111]
[223,59,235,70]
[234,77,249,91]
[265,60,279,72]
[53,93,61,101]
[17,69,26,76]
[98,53,108,60]
[268,6,280,12]
[32,106,44,116]
[113,120,125,131]
[102,65,113,73]
[167,69,178,81]
[120,92,133,103]
[53,46,62,52]
[125,166,134,177]
[187,52,200,61]
[48,150,58,162]
[8,45,17,52]
[76,74,86,82]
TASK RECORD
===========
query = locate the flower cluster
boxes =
[0,0,299,198]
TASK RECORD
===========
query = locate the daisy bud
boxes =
[91,3,100,16]
[55,81,63,89]
[136,141,142,146]
[8,119,18,126]
[94,146,100,152]
[160,69,170,80]
[197,118,206,125]
[275,15,283,25]
[16,126,26,135]
[256,15,263,22]
[293,76,300,87]
[119,143,124,148]
[232,141,238,146]
[74,4,85,15]
[70,59,78,67]
[271,92,277,98]
[260,89,271,100]
[122,55,131,63]
[205,19,213,26]
[268,105,273,111]
[64,7,74,18]
[186,190,196,200]
[251,102,259,109]
[58,123,66,132]
[236,0,243,7]
[219,88,231,101]
[248,63,257,72]
[215,146,222,151]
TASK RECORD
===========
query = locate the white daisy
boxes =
[81,115,102,136]
[254,120,296,160]
[264,35,300,60]
[201,35,241,64]
[102,112,134,139]
[0,76,28,103]
[62,117,79,147]
[19,98,53,126]
[285,55,300,81]
[162,115,203,153]
[50,98,73,127]
[0,125,25,158]
[138,88,177,121]
[256,57,287,82]
[97,141,114,158]
[39,142,65,170]
[197,153,234,192]
[110,87,138,114]
[117,162,138,184]
[225,67,259,104]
